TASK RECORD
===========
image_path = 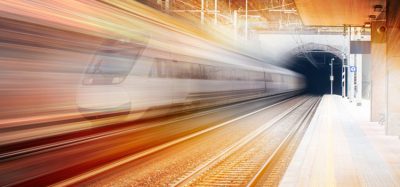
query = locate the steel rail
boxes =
[171,97,312,187]
[246,97,320,187]
[49,96,306,187]
[0,93,296,161]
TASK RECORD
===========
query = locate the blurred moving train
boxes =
[0,1,306,123]
[76,35,306,120]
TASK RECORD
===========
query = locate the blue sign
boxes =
[350,66,357,72]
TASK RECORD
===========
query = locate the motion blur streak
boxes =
[0,0,305,186]
[0,0,303,129]
[0,0,197,124]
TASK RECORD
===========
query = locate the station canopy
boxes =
[294,0,386,26]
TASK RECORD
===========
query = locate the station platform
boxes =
[281,95,400,186]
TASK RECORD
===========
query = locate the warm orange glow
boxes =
[294,0,384,26]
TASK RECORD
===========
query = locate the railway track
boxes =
[172,96,320,187]
[248,97,320,187]
[0,92,295,161]
[3,95,314,186]
[49,96,307,187]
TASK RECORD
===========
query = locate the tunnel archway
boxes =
[284,43,344,95]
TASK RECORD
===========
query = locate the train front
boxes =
[76,38,147,119]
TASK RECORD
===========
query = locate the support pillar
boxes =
[355,54,363,105]
[342,58,346,98]
[370,21,387,122]
[233,10,238,40]
[214,0,218,25]
[386,0,400,135]
[348,54,355,101]
[245,0,248,40]
[164,0,169,12]
[348,53,363,103]
[201,0,204,24]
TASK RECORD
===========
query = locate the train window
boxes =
[87,55,133,75]
[148,60,266,82]
[232,69,238,80]
[167,60,176,78]
[179,61,192,79]
[270,73,279,82]
[264,72,272,82]
[281,76,285,83]
[149,58,165,78]
[190,63,201,79]
[205,65,220,80]
[84,40,145,85]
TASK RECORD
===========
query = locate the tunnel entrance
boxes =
[286,49,344,95]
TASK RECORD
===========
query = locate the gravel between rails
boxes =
[78,97,307,186]
[180,97,317,186]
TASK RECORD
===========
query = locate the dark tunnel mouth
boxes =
[286,52,344,96]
